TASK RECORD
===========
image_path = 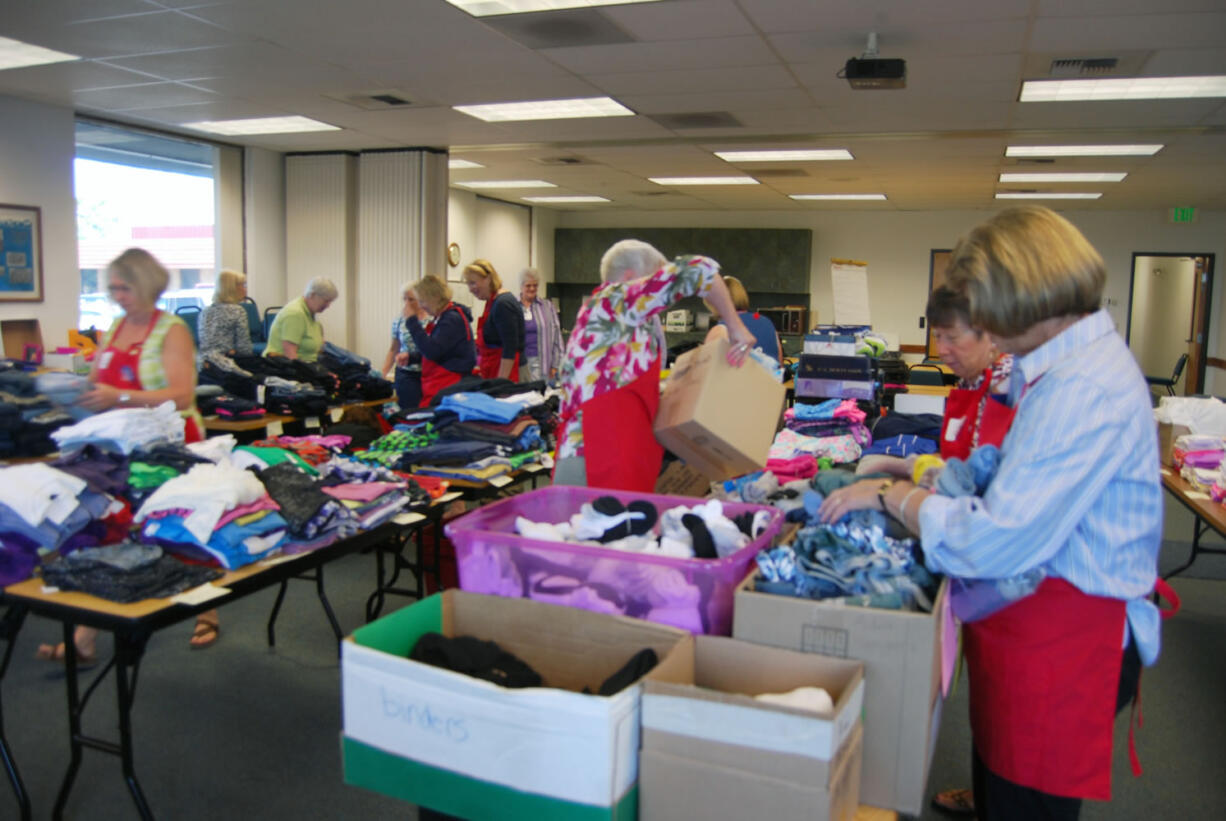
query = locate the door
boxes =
[1126,253,1215,396]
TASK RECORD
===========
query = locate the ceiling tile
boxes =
[587,64,797,96]
[0,60,162,104]
[599,0,755,40]
[741,0,1031,33]
[1029,13,1226,52]
[541,35,777,74]
[73,81,218,111]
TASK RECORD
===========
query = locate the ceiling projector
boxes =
[844,32,906,89]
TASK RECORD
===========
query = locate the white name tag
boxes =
[944,416,965,442]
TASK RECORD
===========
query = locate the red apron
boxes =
[98,312,202,443]
[557,356,664,492]
[966,578,1126,799]
[418,303,471,408]
[939,368,1015,459]
[475,298,520,381]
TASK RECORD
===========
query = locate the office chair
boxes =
[907,363,945,387]
[175,305,201,345]
[263,306,281,342]
[1146,353,1188,397]
[241,297,265,354]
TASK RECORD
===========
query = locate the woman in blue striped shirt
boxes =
[821,206,1163,821]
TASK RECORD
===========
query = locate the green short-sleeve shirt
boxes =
[264,296,324,361]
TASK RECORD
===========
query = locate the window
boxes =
[74,120,218,330]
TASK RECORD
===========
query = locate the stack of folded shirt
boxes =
[52,401,186,454]
[0,463,118,582]
[136,461,288,569]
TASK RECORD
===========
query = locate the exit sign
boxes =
[1170,206,1198,223]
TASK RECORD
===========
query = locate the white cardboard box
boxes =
[733,573,949,815]
[342,590,689,809]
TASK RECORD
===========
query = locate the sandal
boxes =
[35,642,99,669]
[189,616,221,649]
[931,787,976,816]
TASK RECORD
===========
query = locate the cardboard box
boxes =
[652,460,711,498]
[1157,421,1190,468]
[342,590,689,819]
[640,726,862,821]
[1,318,42,361]
[654,336,785,480]
[733,573,949,815]
[43,351,87,373]
[637,637,868,789]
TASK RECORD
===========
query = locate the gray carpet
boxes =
[3,531,1224,820]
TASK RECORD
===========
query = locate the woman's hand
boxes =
[77,383,121,412]
[395,352,409,367]
[817,478,890,524]
[725,320,757,367]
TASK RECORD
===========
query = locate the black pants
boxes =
[971,640,1142,821]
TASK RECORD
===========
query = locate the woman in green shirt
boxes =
[265,277,337,361]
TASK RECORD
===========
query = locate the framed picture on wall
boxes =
[0,204,44,303]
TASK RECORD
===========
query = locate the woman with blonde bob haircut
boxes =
[818,206,1163,821]
[199,269,253,357]
[463,258,523,380]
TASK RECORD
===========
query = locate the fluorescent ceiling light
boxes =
[449,158,484,169]
[0,35,80,71]
[790,194,887,201]
[455,179,557,189]
[185,116,339,135]
[454,96,633,122]
[714,149,853,162]
[445,0,663,17]
[1006,144,1162,157]
[1020,76,1226,101]
[649,176,759,185]
[523,196,610,203]
[995,192,1102,200]
[999,172,1126,183]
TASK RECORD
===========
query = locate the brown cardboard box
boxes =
[733,572,949,816]
[641,726,863,821]
[654,336,785,480]
[1,318,43,361]
[640,634,864,781]
[652,459,712,497]
[1157,421,1190,468]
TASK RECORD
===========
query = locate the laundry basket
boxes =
[445,485,782,635]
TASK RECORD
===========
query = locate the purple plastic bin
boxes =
[444,486,782,635]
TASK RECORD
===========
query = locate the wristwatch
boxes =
[877,479,895,511]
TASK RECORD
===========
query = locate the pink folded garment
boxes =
[321,481,406,502]
[766,455,819,483]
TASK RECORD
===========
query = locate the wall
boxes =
[0,95,79,349]
[446,189,535,312]
[243,146,287,312]
[557,208,1226,393]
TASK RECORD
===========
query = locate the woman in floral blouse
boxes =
[554,240,755,492]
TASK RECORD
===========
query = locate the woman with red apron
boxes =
[819,209,1172,820]
[40,249,212,665]
[461,259,522,380]
[404,276,478,407]
[552,244,755,492]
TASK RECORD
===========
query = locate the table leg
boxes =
[53,625,154,821]
[0,606,31,821]
[1163,517,1208,580]
[313,566,343,643]
[267,581,289,647]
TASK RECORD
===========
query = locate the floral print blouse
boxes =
[556,255,720,461]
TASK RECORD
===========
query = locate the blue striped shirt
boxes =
[918,309,1163,664]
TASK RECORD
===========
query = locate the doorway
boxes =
[1126,252,1215,396]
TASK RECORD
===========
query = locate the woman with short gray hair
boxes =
[518,267,565,384]
[265,277,337,362]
